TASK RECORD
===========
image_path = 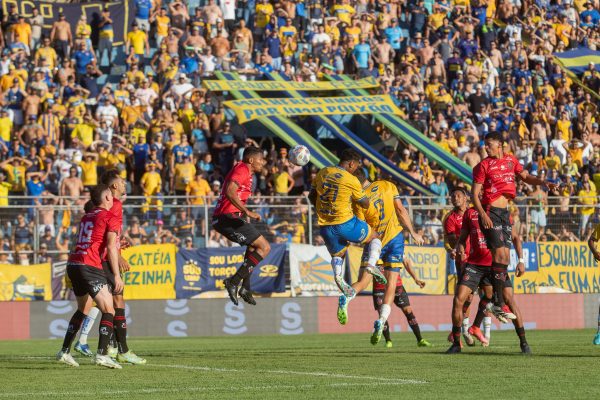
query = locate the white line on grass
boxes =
[0,382,418,397]
[152,363,426,384]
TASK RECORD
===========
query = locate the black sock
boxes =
[230,250,263,286]
[61,310,86,353]
[452,325,461,345]
[462,300,471,315]
[114,308,129,354]
[473,297,491,327]
[515,325,527,345]
[405,312,422,342]
[383,320,391,342]
[491,263,508,306]
[98,313,114,355]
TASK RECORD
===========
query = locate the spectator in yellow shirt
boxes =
[141,162,163,221]
[78,153,98,189]
[71,114,97,149]
[0,173,12,206]
[331,0,355,25]
[12,16,32,53]
[578,180,597,238]
[271,162,295,195]
[0,157,32,195]
[0,109,12,143]
[126,22,149,58]
[172,155,196,196]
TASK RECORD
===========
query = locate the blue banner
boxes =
[176,244,286,298]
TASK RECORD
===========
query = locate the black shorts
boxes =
[212,213,261,246]
[481,272,513,289]
[372,285,410,310]
[67,263,111,298]
[102,261,124,296]
[480,206,512,250]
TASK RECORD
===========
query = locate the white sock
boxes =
[483,316,492,341]
[367,238,382,266]
[331,256,344,278]
[462,317,470,335]
[78,307,99,345]
[379,304,391,323]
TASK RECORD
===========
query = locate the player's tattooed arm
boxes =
[226,180,261,220]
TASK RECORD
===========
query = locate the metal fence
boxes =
[1,195,597,264]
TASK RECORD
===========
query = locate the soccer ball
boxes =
[289,145,311,166]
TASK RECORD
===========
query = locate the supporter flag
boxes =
[553,49,600,74]
[176,244,286,298]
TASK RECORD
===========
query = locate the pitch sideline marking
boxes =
[152,363,427,384]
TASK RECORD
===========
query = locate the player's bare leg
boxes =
[447,284,472,353]
[469,285,493,346]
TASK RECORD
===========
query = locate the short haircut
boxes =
[354,167,368,183]
[340,148,361,163]
[450,186,469,196]
[485,132,503,143]
[243,146,262,162]
[100,169,120,186]
[91,184,110,206]
[83,200,95,213]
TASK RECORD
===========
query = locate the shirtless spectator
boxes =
[50,13,72,60]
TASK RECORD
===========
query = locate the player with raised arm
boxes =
[56,185,123,369]
[372,257,432,348]
[213,146,271,306]
[472,132,556,321]
[308,149,385,317]
[587,225,600,345]
[447,205,530,354]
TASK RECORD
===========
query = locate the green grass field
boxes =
[1,330,599,399]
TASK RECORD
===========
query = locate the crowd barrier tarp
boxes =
[121,244,177,300]
[216,72,338,169]
[224,95,402,123]
[0,263,51,301]
[264,72,435,196]
[448,242,539,275]
[176,244,286,298]
[289,243,341,297]
[51,260,68,300]
[3,0,133,45]
[203,77,378,91]
[346,244,446,295]
[515,242,600,294]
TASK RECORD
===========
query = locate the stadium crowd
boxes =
[0,0,600,264]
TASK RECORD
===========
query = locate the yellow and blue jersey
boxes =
[356,180,405,270]
[314,166,367,226]
[354,180,403,247]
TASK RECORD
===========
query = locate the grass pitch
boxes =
[1,330,598,399]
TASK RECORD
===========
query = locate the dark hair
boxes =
[450,187,469,196]
[354,167,368,183]
[83,200,95,213]
[340,149,361,163]
[100,169,120,186]
[91,184,110,206]
[243,146,263,162]
[485,132,503,143]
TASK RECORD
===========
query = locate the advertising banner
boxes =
[514,242,600,294]
[203,77,378,91]
[289,244,340,297]
[176,244,286,298]
[0,263,51,301]
[2,0,133,45]
[122,244,177,300]
[347,245,446,295]
[224,95,401,123]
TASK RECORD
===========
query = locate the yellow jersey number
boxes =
[319,182,339,215]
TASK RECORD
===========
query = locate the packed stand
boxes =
[1,0,600,263]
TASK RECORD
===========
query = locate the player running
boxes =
[346,168,426,341]
[213,146,271,306]
[447,205,530,354]
[371,258,432,348]
[587,224,600,345]
[309,149,385,299]
[56,185,123,369]
[472,132,556,321]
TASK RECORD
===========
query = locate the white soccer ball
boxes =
[289,145,311,167]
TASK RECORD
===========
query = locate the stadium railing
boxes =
[0,195,596,264]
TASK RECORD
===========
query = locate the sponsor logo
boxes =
[100,326,109,335]
[259,265,279,278]
[182,260,201,287]
[223,302,247,335]
[280,302,303,335]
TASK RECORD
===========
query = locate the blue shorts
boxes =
[320,216,371,257]
[362,233,405,272]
